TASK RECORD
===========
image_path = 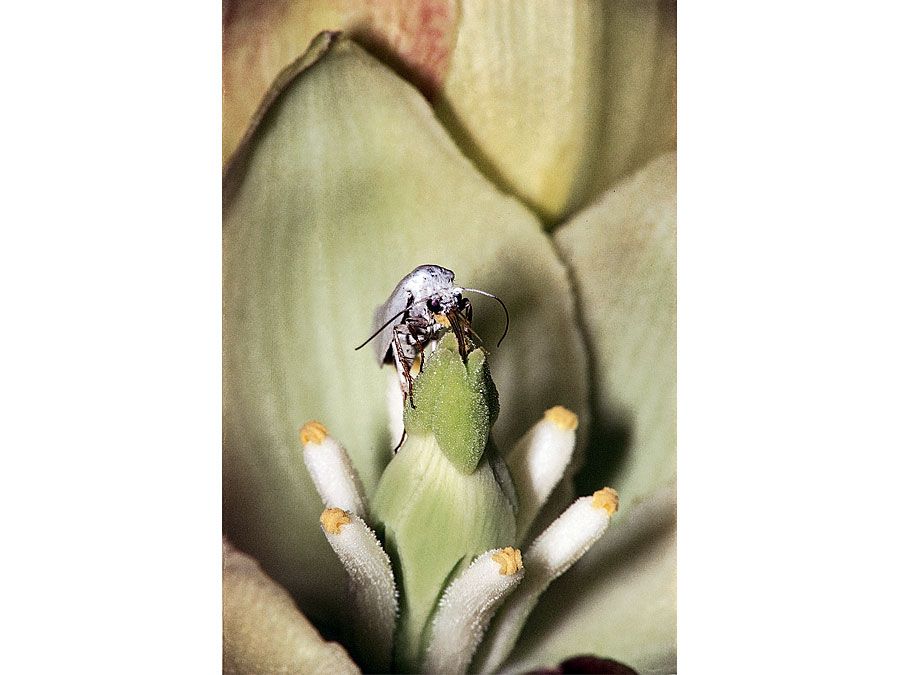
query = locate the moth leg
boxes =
[391,327,416,407]
[462,297,473,323]
[458,298,486,352]
[405,316,435,373]
[446,308,471,361]
[392,428,408,454]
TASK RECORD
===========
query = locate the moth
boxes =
[356,264,509,404]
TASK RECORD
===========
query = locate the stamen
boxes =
[472,489,618,673]
[300,421,367,518]
[319,508,398,673]
[505,407,579,542]
[423,547,525,674]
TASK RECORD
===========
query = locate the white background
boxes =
[1,1,899,672]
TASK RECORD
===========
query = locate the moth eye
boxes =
[426,297,442,312]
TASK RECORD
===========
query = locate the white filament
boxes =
[321,511,398,673]
[506,415,577,542]
[423,549,524,674]
[302,435,368,518]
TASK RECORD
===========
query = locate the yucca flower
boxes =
[223,4,675,672]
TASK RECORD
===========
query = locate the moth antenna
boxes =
[459,288,510,346]
[354,297,431,351]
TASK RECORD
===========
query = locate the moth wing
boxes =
[371,286,412,364]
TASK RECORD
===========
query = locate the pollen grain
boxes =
[492,547,524,576]
[300,420,328,445]
[544,405,578,431]
[592,487,620,515]
[320,507,351,534]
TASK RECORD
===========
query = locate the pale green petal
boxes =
[554,152,676,516]
[224,36,588,620]
[498,484,676,675]
[223,541,361,675]
[436,0,675,222]
[501,153,676,671]
[225,2,675,223]
[589,1,677,204]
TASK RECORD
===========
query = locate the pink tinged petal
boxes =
[223,0,458,162]
[526,655,639,674]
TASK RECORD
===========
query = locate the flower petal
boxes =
[435,0,676,222]
[554,152,676,516]
[224,2,675,223]
[224,36,588,621]
[223,0,458,162]
[503,153,677,672]
[223,541,361,674]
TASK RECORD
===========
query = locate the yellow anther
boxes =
[410,353,422,377]
[544,405,578,431]
[300,420,328,445]
[434,314,451,328]
[320,507,351,534]
[491,547,524,576]
[592,487,620,515]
